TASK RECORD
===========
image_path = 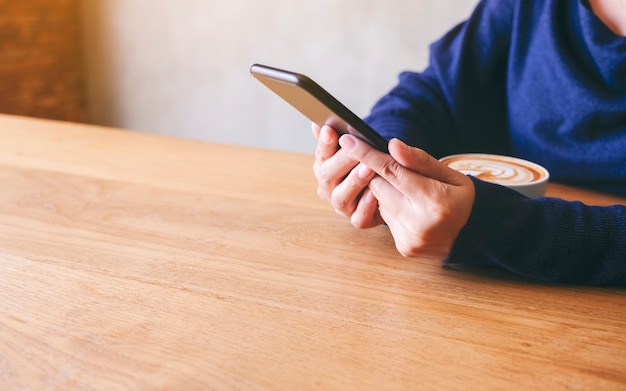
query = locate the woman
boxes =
[312,0,626,285]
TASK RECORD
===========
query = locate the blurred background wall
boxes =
[0,0,478,153]
[81,0,478,153]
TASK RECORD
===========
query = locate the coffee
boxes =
[439,153,549,198]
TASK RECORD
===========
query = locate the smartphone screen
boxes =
[250,64,388,152]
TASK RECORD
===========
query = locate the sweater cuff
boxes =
[446,176,527,265]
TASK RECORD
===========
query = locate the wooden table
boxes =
[1,114,624,390]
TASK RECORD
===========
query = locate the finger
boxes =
[314,150,359,203]
[388,138,467,185]
[350,188,385,229]
[339,134,467,198]
[367,174,411,218]
[339,134,414,192]
[314,125,340,163]
[330,163,375,217]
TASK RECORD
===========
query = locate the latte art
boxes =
[440,154,546,185]
[439,154,550,197]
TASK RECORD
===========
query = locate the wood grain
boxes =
[0,114,625,390]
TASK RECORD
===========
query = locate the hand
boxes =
[339,134,475,260]
[311,123,384,228]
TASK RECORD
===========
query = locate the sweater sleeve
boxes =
[447,177,626,286]
[365,0,516,158]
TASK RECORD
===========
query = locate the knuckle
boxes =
[379,160,403,182]
[414,148,431,164]
[434,205,454,224]
[397,239,432,258]
[315,143,337,163]
[312,162,321,179]
[397,243,420,258]
[315,166,334,187]
[352,216,370,229]
[336,149,356,169]
[351,219,364,229]
[394,228,427,258]
[350,212,366,229]
[330,191,349,212]
[427,189,455,223]
[316,186,328,202]
[314,148,326,162]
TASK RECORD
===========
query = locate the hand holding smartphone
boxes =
[250,64,388,153]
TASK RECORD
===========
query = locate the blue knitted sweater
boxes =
[365,0,626,285]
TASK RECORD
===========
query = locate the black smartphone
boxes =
[250,64,388,153]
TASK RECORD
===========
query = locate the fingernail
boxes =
[363,190,375,204]
[339,135,356,151]
[357,163,373,179]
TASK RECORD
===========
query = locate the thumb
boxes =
[388,138,467,185]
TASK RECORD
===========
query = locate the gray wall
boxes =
[82,0,477,153]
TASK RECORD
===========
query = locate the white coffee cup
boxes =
[439,153,550,198]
